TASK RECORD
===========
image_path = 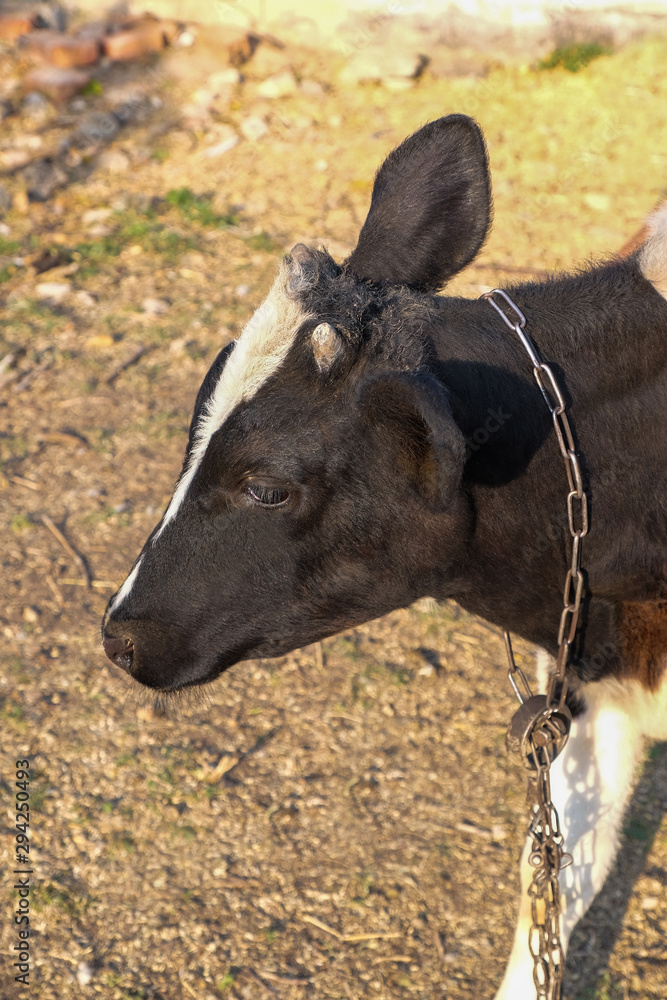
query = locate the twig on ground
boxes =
[105,345,153,385]
[45,573,64,606]
[41,514,92,589]
[301,915,401,943]
[10,475,41,490]
[371,954,412,965]
[259,969,311,985]
[432,927,447,963]
[246,967,279,993]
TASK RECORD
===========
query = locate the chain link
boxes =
[482,287,588,1000]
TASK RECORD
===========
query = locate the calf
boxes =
[102,114,667,999]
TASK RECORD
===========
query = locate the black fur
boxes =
[346,114,491,290]
[103,115,667,695]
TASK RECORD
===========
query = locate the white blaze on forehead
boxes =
[152,260,313,541]
[639,203,667,299]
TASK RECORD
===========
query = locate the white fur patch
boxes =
[638,204,667,299]
[107,557,143,614]
[153,260,312,540]
[495,666,667,1000]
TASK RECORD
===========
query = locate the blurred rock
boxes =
[35,3,68,32]
[202,129,239,158]
[300,79,325,97]
[76,20,108,42]
[35,280,70,303]
[339,46,428,85]
[24,66,91,103]
[240,115,268,142]
[69,111,120,149]
[21,29,100,68]
[75,289,96,308]
[22,157,68,200]
[0,149,31,170]
[82,207,112,225]
[0,12,35,41]
[142,297,169,315]
[104,21,166,60]
[76,962,93,987]
[97,148,130,172]
[13,190,29,213]
[257,70,297,99]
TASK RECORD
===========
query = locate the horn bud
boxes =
[311,322,342,371]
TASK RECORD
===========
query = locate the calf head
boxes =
[102,114,492,691]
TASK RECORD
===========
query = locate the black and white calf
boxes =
[102,115,667,998]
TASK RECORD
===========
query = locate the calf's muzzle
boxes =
[102,634,134,673]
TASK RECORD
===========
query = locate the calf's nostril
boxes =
[103,635,134,672]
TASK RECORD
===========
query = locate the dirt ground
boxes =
[1,27,666,1000]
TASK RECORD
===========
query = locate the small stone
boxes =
[177,30,195,47]
[24,66,91,104]
[142,296,169,315]
[641,896,659,910]
[97,148,130,173]
[76,961,93,986]
[192,88,216,107]
[0,149,31,171]
[235,284,249,296]
[583,192,611,212]
[70,112,121,149]
[22,606,39,623]
[22,157,68,201]
[257,70,297,99]
[0,221,10,234]
[181,103,211,126]
[83,207,113,225]
[85,333,114,348]
[300,79,324,97]
[13,190,29,214]
[202,132,238,158]
[35,281,71,303]
[240,115,268,142]
[75,290,96,308]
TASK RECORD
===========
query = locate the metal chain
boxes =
[482,288,589,1000]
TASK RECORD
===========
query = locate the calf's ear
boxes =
[346,114,491,291]
[361,373,465,510]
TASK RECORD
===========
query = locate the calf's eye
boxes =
[245,484,290,508]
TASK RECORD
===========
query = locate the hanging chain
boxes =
[482,288,589,1000]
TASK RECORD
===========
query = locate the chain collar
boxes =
[482,287,590,1000]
